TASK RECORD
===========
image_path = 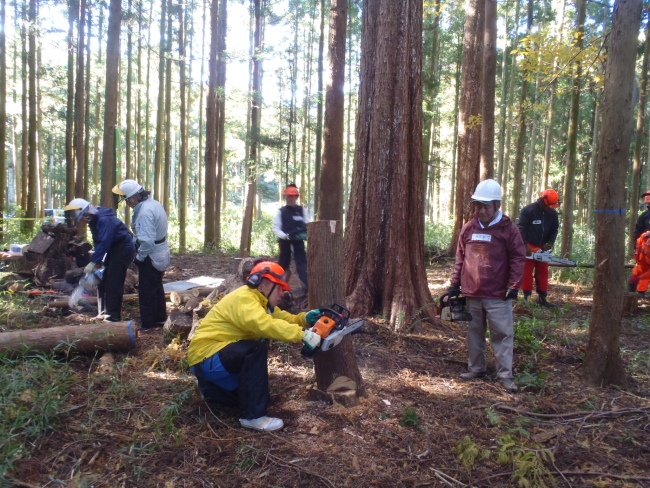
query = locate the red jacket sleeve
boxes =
[506,222,527,290]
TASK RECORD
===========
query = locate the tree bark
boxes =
[628,9,650,257]
[203,0,218,247]
[480,0,496,180]
[21,0,27,213]
[449,0,484,255]
[214,0,227,240]
[100,0,121,207]
[124,0,133,215]
[586,92,601,230]
[91,4,103,206]
[26,0,37,230]
[0,0,6,229]
[495,3,509,182]
[65,0,75,203]
[82,6,91,201]
[319,0,346,221]
[313,0,325,216]
[583,0,641,387]
[178,0,188,253]
[163,0,172,212]
[345,0,437,330]
[560,0,586,259]
[153,0,166,200]
[197,0,206,217]
[74,0,86,199]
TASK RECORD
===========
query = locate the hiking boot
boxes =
[460,371,486,380]
[536,292,557,308]
[499,378,518,393]
[523,291,532,304]
[239,416,284,432]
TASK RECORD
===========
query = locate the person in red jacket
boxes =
[629,232,650,296]
[447,179,526,393]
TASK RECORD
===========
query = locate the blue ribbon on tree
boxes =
[594,209,626,214]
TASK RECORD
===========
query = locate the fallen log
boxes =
[47,293,141,308]
[169,289,200,305]
[0,321,136,356]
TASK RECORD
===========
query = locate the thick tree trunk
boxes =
[449,0,484,255]
[628,10,650,257]
[583,0,641,387]
[26,0,37,230]
[135,2,142,185]
[214,0,227,240]
[203,0,218,247]
[82,7,91,201]
[178,0,188,253]
[65,0,75,203]
[586,94,601,230]
[480,0,496,180]
[319,0,346,221]
[0,322,136,356]
[345,0,437,330]
[100,0,121,207]
[74,0,86,199]
[144,2,152,189]
[163,0,172,212]
[21,0,27,213]
[153,0,166,200]
[313,0,325,216]
[197,0,206,217]
[124,0,132,218]
[91,4,103,206]
[0,0,5,228]
[560,0,586,259]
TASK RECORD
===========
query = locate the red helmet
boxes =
[540,189,560,209]
[644,191,650,204]
[283,185,299,197]
[247,261,290,291]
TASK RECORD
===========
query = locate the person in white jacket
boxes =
[113,180,170,330]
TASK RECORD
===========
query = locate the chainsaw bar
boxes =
[320,319,364,352]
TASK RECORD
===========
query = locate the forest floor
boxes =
[1,253,650,487]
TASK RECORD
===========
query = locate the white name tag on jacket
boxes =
[533,219,542,224]
[293,216,304,221]
[471,233,492,242]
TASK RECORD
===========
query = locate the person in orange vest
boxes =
[634,191,650,241]
[629,231,650,297]
[516,189,560,307]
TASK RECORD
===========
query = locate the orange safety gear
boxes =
[539,189,560,209]
[283,185,300,197]
[632,232,650,293]
[644,191,650,204]
[247,261,291,291]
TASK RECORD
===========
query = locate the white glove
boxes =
[84,262,97,274]
[302,329,321,350]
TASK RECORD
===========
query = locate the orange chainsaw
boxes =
[301,303,363,358]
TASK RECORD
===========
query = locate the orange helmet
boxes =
[539,189,560,209]
[643,191,650,204]
[283,185,299,197]
[247,261,290,291]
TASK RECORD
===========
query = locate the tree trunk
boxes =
[449,0,484,255]
[586,92,601,230]
[144,2,152,189]
[124,0,133,215]
[449,42,461,217]
[495,3,509,182]
[203,0,218,247]
[21,0,27,213]
[525,57,540,204]
[153,0,166,200]
[26,0,37,230]
[178,0,188,253]
[583,0,642,388]
[197,0,206,217]
[345,0,437,330]
[319,0,346,221]
[100,0,121,207]
[628,9,650,257]
[510,0,533,218]
[560,0,586,259]
[313,0,325,216]
[0,322,136,356]
[74,0,86,199]
[214,0,227,240]
[135,1,142,185]
[163,0,172,212]
[65,0,75,203]
[83,6,91,201]
[0,0,5,229]
[480,0,496,180]
[92,4,103,206]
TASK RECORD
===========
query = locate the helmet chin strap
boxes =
[262,282,278,313]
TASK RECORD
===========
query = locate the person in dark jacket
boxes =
[634,192,650,241]
[65,198,136,322]
[447,179,526,393]
[272,184,310,292]
[516,189,560,307]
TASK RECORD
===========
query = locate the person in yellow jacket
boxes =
[188,260,322,432]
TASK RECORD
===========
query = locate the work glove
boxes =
[448,284,461,298]
[294,231,307,241]
[305,309,322,326]
[302,329,322,350]
[505,288,518,301]
[84,262,97,275]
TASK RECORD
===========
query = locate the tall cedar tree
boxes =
[153,0,166,200]
[0,0,6,228]
[100,0,121,207]
[179,0,187,252]
[26,0,36,229]
[21,0,27,213]
[83,7,91,201]
[344,0,437,330]
[480,0,496,180]
[65,0,74,202]
[125,0,133,220]
[203,0,219,247]
[74,0,86,198]
[215,0,227,228]
[583,0,642,387]
[163,0,172,211]
[318,0,346,221]
[92,4,103,206]
[313,0,324,215]
[560,0,586,258]
[448,0,484,255]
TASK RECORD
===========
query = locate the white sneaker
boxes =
[239,416,284,431]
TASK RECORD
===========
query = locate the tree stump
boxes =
[622,292,638,314]
[307,220,364,402]
[163,311,193,340]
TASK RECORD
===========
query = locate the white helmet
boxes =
[112,179,143,199]
[64,198,91,221]
[471,179,502,203]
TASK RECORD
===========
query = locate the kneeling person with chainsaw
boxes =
[64,198,136,322]
[516,189,560,307]
[187,261,322,432]
[448,179,526,393]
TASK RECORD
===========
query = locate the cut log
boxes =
[169,289,200,305]
[622,292,638,314]
[48,293,141,308]
[0,321,137,356]
[163,311,193,340]
[183,297,201,313]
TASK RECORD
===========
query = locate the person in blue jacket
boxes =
[65,198,136,322]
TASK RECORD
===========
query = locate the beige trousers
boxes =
[465,297,514,379]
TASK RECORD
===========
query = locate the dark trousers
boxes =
[278,239,308,289]
[137,256,167,328]
[98,243,135,322]
[194,341,269,420]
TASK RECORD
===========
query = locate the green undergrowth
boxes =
[0,289,42,331]
[0,353,78,481]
